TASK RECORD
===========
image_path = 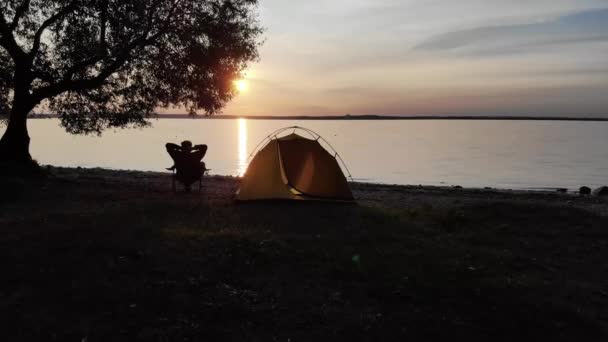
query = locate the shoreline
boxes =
[41,165,603,194]
[40,166,608,216]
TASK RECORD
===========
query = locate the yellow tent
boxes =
[236,127,354,201]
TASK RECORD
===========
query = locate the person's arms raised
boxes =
[166,143,182,164]
[192,144,208,160]
[166,143,181,153]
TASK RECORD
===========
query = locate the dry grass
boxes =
[1,167,607,341]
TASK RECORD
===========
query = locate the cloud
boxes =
[234,2,608,117]
[415,8,608,54]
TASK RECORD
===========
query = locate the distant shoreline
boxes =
[29,114,608,121]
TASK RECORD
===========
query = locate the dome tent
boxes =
[236,127,354,201]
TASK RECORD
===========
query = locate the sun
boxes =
[234,79,248,93]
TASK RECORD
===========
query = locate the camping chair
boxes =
[168,163,210,193]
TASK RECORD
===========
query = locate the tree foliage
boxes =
[0,48,11,123]
[0,0,262,134]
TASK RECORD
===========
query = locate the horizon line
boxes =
[29,114,608,122]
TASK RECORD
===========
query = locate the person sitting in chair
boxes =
[166,141,208,192]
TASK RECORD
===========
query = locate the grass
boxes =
[1,167,607,341]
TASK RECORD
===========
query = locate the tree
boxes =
[0,0,262,164]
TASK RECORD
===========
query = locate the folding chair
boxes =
[169,164,210,193]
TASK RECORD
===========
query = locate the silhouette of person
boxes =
[166,141,208,191]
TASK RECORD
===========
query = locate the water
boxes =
[7,118,608,190]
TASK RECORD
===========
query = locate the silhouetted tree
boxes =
[0,0,262,164]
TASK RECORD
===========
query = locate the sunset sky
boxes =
[221,0,608,117]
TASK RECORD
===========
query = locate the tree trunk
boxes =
[0,104,32,163]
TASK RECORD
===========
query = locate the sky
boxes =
[220,0,608,117]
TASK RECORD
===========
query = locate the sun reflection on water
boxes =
[237,118,248,176]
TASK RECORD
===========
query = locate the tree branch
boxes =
[0,8,27,61]
[9,0,31,31]
[31,0,181,103]
[99,0,108,50]
[33,40,142,101]
[43,0,173,83]
[31,69,56,83]
[30,1,79,57]
[62,55,106,82]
